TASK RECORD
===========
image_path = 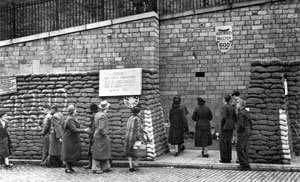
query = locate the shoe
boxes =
[129,167,138,172]
[65,169,73,173]
[92,170,104,174]
[202,154,209,158]
[219,160,231,163]
[236,160,240,163]
[70,168,75,172]
[103,168,113,173]
[40,162,45,166]
[174,152,179,157]
[4,163,13,169]
[238,165,250,171]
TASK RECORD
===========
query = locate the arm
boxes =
[207,108,213,121]
[135,117,144,141]
[42,115,51,136]
[53,113,64,138]
[192,108,198,121]
[236,112,245,132]
[221,106,227,129]
[66,117,86,133]
[96,114,108,135]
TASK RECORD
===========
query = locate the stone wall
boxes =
[0,13,159,75]
[247,59,292,164]
[159,0,300,132]
[0,69,168,160]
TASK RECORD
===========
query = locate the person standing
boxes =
[168,97,185,156]
[124,106,144,172]
[91,100,112,174]
[40,105,52,166]
[48,104,64,167]
[231,90,242,145]
[0,112,13,168]
[174,95,189,152]
[61,105,90,173]
[84,103,99,169]
[219,94,236,163]
[192,97,213,157]
[236,100,251,170]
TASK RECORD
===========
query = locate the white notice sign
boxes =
[0,77,17,95]
[215,25,233,42]
[99,68,142,96]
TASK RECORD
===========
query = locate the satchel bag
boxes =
[133,141,147,157]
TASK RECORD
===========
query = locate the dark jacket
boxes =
[168,102,185,145]
[236,108,251,133]
[192,105,213,147]
[0,120,12,158]
[61,115,85,162]
[221,103,236,130]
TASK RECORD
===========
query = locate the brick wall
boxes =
[159,0,300,132]
[0,69,168,160]
[0,15,159,75]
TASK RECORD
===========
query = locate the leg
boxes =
[202,147,209,157]
[174,145,179,156]
[92,159,103,174]
[101,159,112,172]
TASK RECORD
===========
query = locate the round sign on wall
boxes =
[124,96,139,108]
[218,40,231,53]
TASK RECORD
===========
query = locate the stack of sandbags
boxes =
[247,59,291,164]
[143,109,156,160]
[284,61,300,156]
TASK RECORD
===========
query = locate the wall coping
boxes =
[160,0,285,21]
[0,11,159,47]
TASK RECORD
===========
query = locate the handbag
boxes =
[133,141,147,157]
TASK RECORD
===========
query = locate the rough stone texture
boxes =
[0,16,159,74]
[0,69,168,160]
[247,59,293,164]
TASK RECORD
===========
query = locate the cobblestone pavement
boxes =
[0,165,299,182]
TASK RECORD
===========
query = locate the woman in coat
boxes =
[168,97,185,156]
[48,104,64,167]
[0,112,13,168]
[219,94,236,163]
[62,104,89,173]
[91,100,112,174]
[124,106,144,172]
[192,97,213,157]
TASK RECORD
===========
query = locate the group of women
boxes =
[0,100,146,173]
[168,91,251,170]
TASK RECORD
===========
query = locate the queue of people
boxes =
[167,90,251,170]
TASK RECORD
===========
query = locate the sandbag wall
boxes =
[285,61,300,156]
[0,69,168,160]
[247,60,292,164]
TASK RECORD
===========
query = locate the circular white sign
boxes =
[124,96,139,108]
[218,41,231,52]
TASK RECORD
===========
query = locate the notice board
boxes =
[99,68,142,96]
[0,77,17,95]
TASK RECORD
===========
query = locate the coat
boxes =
[124,115,144,157]
[220,103,236,131]
[168,103,185,145]
[92,111,111,160]
[192,105,213,147]
[49,112,64,156]
[87,113,96,156]
[0,120,11,158]
[41,113,51,160]
[61,115,85,162]
[236,108,251,133]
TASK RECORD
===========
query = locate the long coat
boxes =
[124,115,144,157]
[61,115,84,162]
[49,112,64,156]
[192,105,213,147]
[41,113,52,160]
[92,111,111,160]
[87,113,96,156]
[168,103,185,145]
[0,120,11,158]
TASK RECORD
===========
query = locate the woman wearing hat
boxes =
[91,100,112,174]
[124,106,144,172]
[61,104,90,173]
[0,112,13,168]
[192,97,213,157]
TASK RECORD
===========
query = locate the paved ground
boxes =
[0,165,300,182]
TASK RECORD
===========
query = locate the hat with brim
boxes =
[99,100,110,110]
